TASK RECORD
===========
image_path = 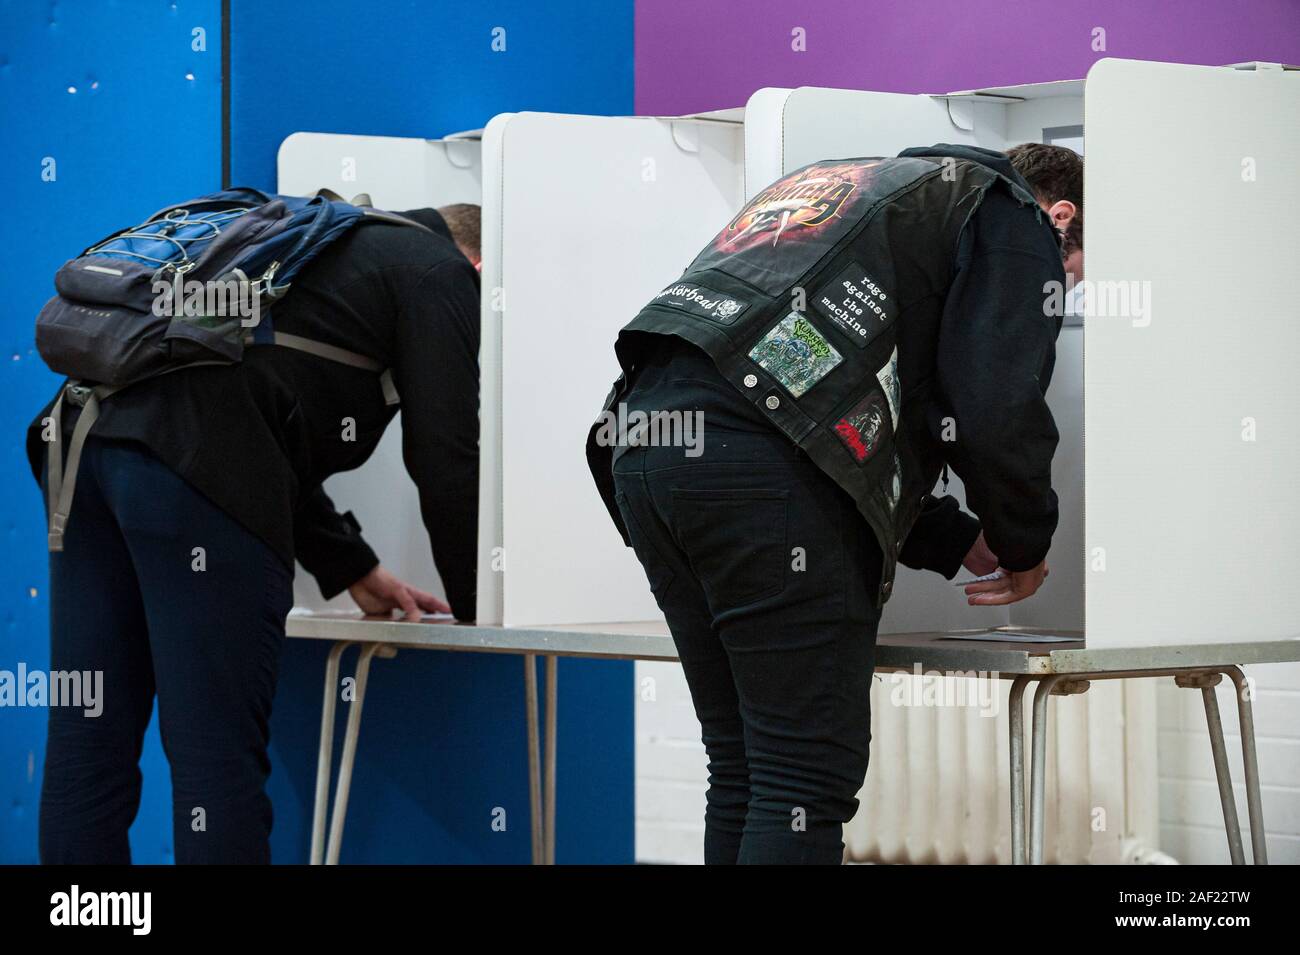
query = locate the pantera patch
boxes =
[649,281,749,325]
[811,262,891,348]
[833,391,890,464]
[748,312,843,398]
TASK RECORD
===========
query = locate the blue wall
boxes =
[0,0,634,864]
[0,0,223,865]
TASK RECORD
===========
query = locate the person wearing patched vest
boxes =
[586,143,1082,864]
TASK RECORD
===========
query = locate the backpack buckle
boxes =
[253,261,283,300]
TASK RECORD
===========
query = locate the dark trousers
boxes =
[613,427,883,865]
[39,436,292,864]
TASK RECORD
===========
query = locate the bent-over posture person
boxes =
[30,201,483,863]
[588,144,1083,864]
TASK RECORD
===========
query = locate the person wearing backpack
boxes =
[27,192,482,864]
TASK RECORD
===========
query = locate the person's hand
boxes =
[962,531,999,577]
[348,565,450,620]
[964,560,1049,606]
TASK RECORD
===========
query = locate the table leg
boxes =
[524,654,543,865]
[1029,675,1064,865]
[311,640,354,865]
[324,642,388,865]
[1008,676,1031,866]
[544,654,558,865]
[1225,666,1267,864]
[1197,679,1246,865]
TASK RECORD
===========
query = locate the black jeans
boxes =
[613,418,883,864]
[39,436,292,864]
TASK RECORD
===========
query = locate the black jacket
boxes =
[588,145,1062,604]
[28,208,481,620]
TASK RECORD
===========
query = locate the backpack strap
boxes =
[360,208,434,233]
[44,329,399,552]
[46,382,120,552]
[246,331,401,406]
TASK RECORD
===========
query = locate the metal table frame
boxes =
[286,613,1300,865]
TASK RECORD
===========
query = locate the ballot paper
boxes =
[939,631,1080,644]
[953,570,1006,587]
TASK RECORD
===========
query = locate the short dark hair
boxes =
[1006,143,1083,254]
[436,203,481,262]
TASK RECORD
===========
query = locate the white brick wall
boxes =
[1155,661,1300,864]
[635,661,705,864]
[635,659,1300,864]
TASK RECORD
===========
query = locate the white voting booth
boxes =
[746,58,1300,650]
[280,58,1300,651]
[477,110,745,626]
[277,116,747,621]
[745,78,1085,638]
[278,131,482,610]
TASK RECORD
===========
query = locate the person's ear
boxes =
[1045,199,1077,236]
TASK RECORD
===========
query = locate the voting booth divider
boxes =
[279,59,1300,864]
[477,109,746,626]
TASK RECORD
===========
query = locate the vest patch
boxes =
[812,262,891,348]
[650,281,749,325]
[833,390,890,464]
[748,312,843,398]
[875,346,900,428]
[686,160,892,295]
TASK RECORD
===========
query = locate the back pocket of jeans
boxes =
[669,487,788,608]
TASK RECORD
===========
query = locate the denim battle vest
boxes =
[587,155,1051,607]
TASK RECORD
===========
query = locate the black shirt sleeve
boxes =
[935,189,1062,572]
[899,493,982,579]
[392,258,480,621]
[293,484,380,599]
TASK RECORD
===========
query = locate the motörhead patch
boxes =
[748,312,843,398]
[683,158,937,296]
[833,390,890,464]
[811,262,892,348]
[649,281,750,325]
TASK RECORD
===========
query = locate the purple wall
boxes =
[635,0,1300,115]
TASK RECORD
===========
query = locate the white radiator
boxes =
[843,672,1162,864]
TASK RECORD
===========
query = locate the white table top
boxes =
[286,612,1300,676]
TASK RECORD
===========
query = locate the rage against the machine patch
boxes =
[650,281,749,325]
[833,390,890,464]
[811,262,892,348]
[748,312,843,398]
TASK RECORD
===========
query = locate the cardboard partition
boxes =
[478,111,744,625]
